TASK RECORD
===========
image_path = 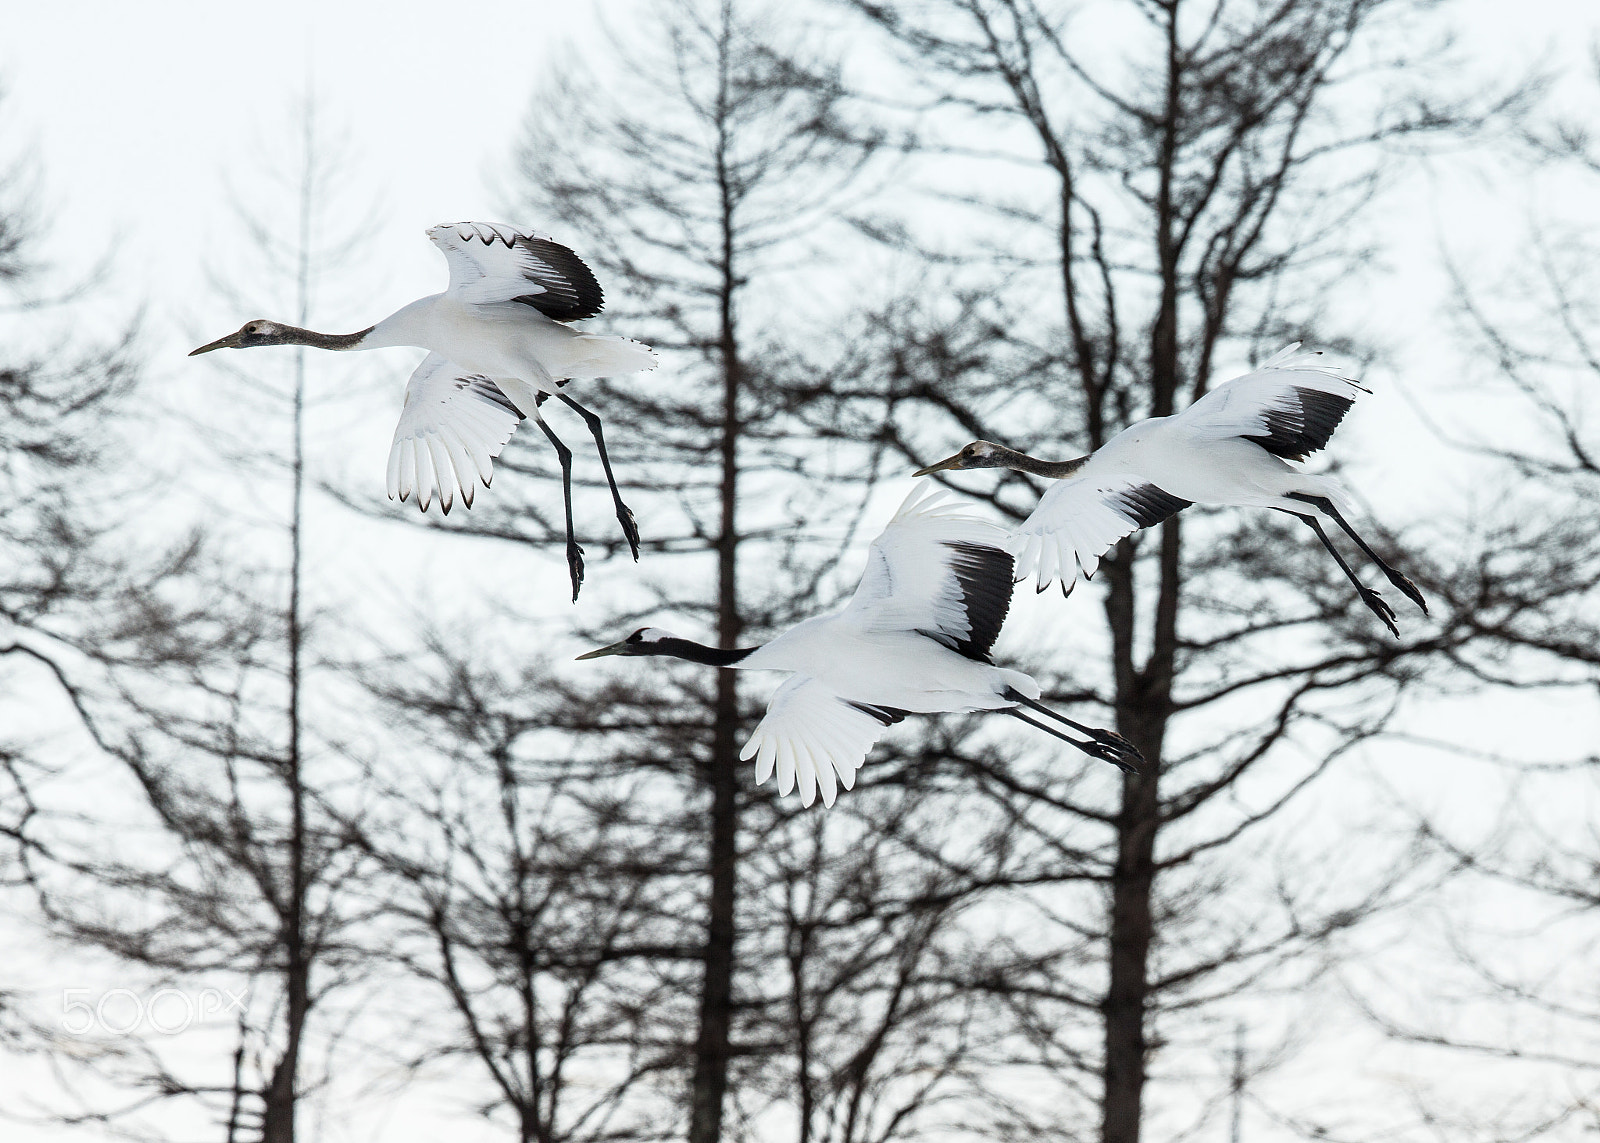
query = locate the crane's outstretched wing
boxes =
[1007,475,1190,592]
[427,221,605,322]
[387,353,523,515]
[741,676,905,808]
[1180,342,1371,461]
[844,480,1015,662]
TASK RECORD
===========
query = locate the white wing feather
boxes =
[387,353,521,515]
[426,221,602,317]
[1007,473,1182,591]
[740,677,892,808]
[844,479,1009,642]
[1179,342,1369,445]
[1010,345,1365,590]
[429,222,548,304]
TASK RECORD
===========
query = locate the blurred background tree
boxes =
[0,87,164,884]
[9,101,383,1143]
[1344,56,1600,1137]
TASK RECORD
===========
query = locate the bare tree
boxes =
[485,5,893,1140]
[359,640,1079,1143]
[1345,62,1600,1135]
[0,90,157,881]
[348,5,1051,1142]
[731,782,1030,1143]
[797,1,1532,1138]
[21,99,384,1143]
[351,644,702,1143]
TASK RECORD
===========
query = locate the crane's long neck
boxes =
[274,324,376,351]
[991,445,1089,479]
[648,639,760,667]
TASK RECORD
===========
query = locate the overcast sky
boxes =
[5,1,603,296]
[4,2,1600,1139]
[2,0,1592,333]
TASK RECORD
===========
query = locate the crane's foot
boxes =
[1092,727,1144,761]
[1086,736,1144,775]
[1387,571,1428,614]
[615,502,641,562]
[1082,727,1144,773]
[566,542,586,603]
[1358,587,1399,637]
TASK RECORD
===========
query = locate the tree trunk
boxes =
[1100,749,1160,1143]
[688,165,743,1143]
[263,129,316,1143]
[1102,14,1186,1136]
[1101,530,1162,1143]
[260,352,309,1142]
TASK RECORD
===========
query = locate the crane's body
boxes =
[916,343,1426,634]
[358,294,655,402]
[191,222,656,600]
[578,481,1140,807]
[737,621,1038,713]
[1067,417,1352,514]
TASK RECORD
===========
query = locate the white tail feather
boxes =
[568,334,658,377]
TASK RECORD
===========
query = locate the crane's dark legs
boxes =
[1006,710,1142,774]
[1287,493,1427,613]
[557,392,640,562]
[1005,687,1136,748]
[1002,687,1144,772]
[533,411,584,602]
[1278,508,1399,636]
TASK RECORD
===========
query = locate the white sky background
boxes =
[4,0,1600,1140]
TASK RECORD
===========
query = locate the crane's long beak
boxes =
[575,640,631,661]
[189,332,242,356]
[913,452,965,477]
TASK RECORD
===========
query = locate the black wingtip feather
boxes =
[1244,386,1355,461]
[468,376,524,419]
[847,701,912,726]
[1108,484,1191,529]
[511,237,605,322]
[941,540,1016,663]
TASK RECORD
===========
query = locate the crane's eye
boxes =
[245,323,260,334]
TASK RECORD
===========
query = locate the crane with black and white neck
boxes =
[577,481,1143,808]
[190,221,655,601]
[914,343,1427,636]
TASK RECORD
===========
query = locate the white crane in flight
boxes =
[914,344,1427,636]
[576,481,1142,808]
[190,221,656,601]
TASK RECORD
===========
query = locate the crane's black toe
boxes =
[1359,588,1398,637]
[617,505,641,561]
[1391,573,1427,614]
[1091,728,1144,762]
[1091,740,1144,775]
[566,543,586,603]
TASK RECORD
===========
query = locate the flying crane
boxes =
[576,481,1143,808]
[914,344,1427,635]
[190,221,656,600]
